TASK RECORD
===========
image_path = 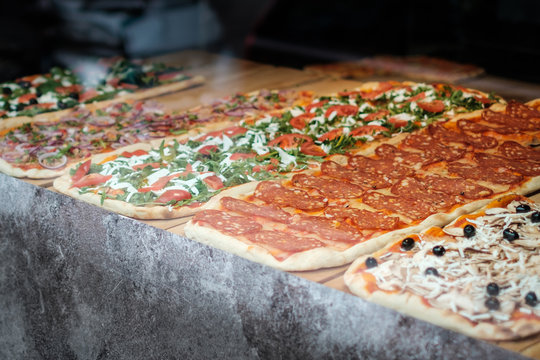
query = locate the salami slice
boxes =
[374,144,425,167]
[482,110,538,131]
[325,207,400,230]
[505,100,540,120]
[291,173,364,199]
[243,230,324,254]
[361,191,435,220]
[220,197,290,224]
[320,161,393,189]
[289,214,361,243]
[254,181,328,211]
[498,141,540,162]
[447,162,523,184]
[474,153,540,176]
[192,210,262,235]
[347,155,414,179]
[414,174,493,199]
[390,177,462,209]
[457,119,517,135]
[428,124,498,149]
[403,133,466,163]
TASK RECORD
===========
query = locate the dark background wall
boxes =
[1,0,539,83]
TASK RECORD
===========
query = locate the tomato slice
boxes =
[359,81,395,100]
[364,110,389,122]
[18,93,37,103]
[79,89,99,102]
[268,134,313,149]
[324,105,358,118]
[290,113,315,130]
[138,174,180,193]
[198,145,219,155]
[417,100,445,113]
[405,92,426,103]
[55,85,82,95]
[157,71,183,81]
[305,100,328,113]
[71,160,91,182]
[155,189,192,203]
[300,142,326,156]
[318,128,343,142]
[350,125,388,137]
[71,173,111,188]
[230,153,256,160]
[121,149,149,158]
[132,162,161,170]
[388,117,408,128]
[203,175,224,190]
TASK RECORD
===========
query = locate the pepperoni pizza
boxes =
[344,194,540,340]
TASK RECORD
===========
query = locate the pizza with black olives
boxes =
[344,194,540,340]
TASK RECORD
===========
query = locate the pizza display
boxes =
[53,81,501,220]
[0,89,313,179]
[306,55,485,83]
[183,99,540,271]
[344,194,540,340]
[0,58,204,129]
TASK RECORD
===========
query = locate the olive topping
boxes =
[486,282,499,296]
[485,297,500,311]
[525,292,538,307]
[502,228,519,241]
[69,92,79,100]
[432,245,446,256]
[400,237,415,251]
[57,101,68,109]
[424,267,439,276]
[16,103,25,111]
[515,204,531,213]
[2,87,12,95]
[28,98,38,105]
[17,80,31,89]
[463,224,476,238]
[531,211,540,223]
[365,257,378,269]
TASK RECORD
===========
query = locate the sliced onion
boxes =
[38,152,67,169]
[88,116,116,127]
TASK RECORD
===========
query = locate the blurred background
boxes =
[1,0,539,83]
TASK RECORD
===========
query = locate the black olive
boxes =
[424,267,439,276]
[28,98,38,105]
[486,282,499,296]
[502,228,519,241]
[400,237,415,251]
[485,297,500,311]
[516,204,531,213]
[17,80,31,89]
[57,101,68,109]
[525,292,538,307]
[432,245,446,256]
[36,90,42,97]
[2,87,12,95]
[365,257,378,269]
[69,92,79,100]
[463,224,476,238]
[16,103,25,111]
[531,211,540,223]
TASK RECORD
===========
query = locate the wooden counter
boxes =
[24,50,540,359]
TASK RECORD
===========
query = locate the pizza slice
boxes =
[344,194,540,340]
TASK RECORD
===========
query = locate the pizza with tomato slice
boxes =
[53,81,504,220]
[183,99,540,271]
[344,194,540,340]
[0,58,204,130]
[0,89,314,179]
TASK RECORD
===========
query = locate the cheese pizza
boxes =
[344,194,539,340]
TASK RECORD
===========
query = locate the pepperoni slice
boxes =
[320,161,392,189]
[391,177,464,211]
[414,174,493,199]
[361,191,435,220]
[290,113,315,130]
[192,210,262,235]
[220,197,290,223]
[324,104,359,118]
[505,100,540,120]
[458,119,517,135]
[347,155,414,179]
[404,133,466,163]
[374,144,425,167]
[498,141,540,162]
[244,230,324,254]
[447,162,523,184]
[428,124,498,149]
[289,214,361,243]
[474,153,540,176]
[325,207,400,230]
[482,110,538,131]
[291,173,364,199]
[254,181,328,211]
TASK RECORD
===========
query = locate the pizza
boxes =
[0,89,313,179]
[0,58,204,129]
[306,55,485,83]
[53,81,501,220]
[344,194,540,340]
[183,99,540,271]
